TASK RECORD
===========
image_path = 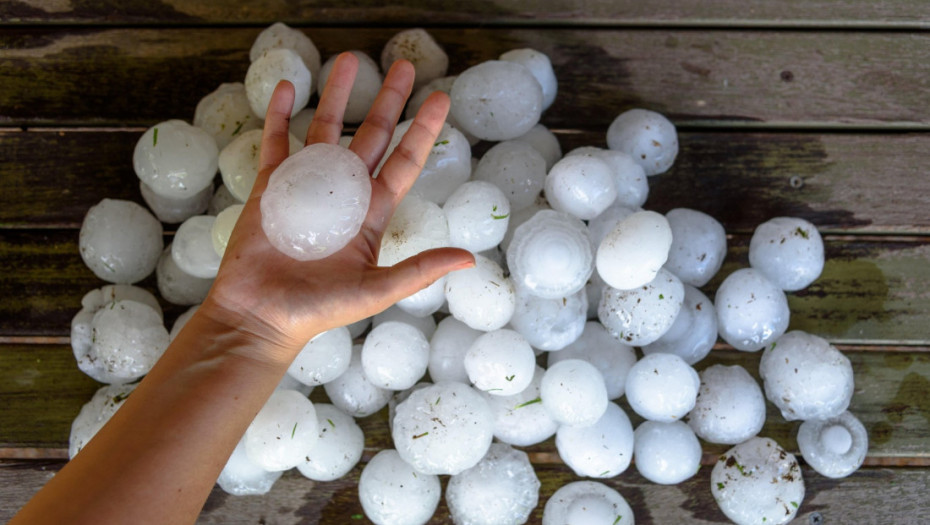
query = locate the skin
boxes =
[11,53,474,525]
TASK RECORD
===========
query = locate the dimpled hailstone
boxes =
[297,404,364,481]
[596,210,672,290]
[688,364,766,445]
[606,108,679,176]
[545,154,617,220]
[625,352,700,422]
[664,208,727,287]
[443,180,511,252]
[324,344,392,418]
[634,420,702,484]
[598,268,685,346]
[510,285,586,351]
[750,216,825,291]
[444,254,516,331]
[548,321,637,400]
[193,82,262,150]
[381,28,449,90]
[513,123,562,171]
[500,48,558,111]
[244,389,318,471]
[797,411,868,478]
[712,437,804,525]
[261,143,371,261]
[484,366,558,447]
[541,359,609,427]
[172,215,222,279]
[428,317,482,384]
[318,51,383,124]
[446,443,540,525]
[250,22,321,93]
[393,382,494,475]
[140,180,212,224]
[373,305,437,339]
[506,210,594,299]
[287,326,352,386]
[566,146,649,209]
[156,245,213,306]
[464,329,535,396]
[79,199,163,284]
[715,268,790,352]
[450,60,543,141]
[217,436,283,496]
[133,120,219,199]
[557,402,634,478]
[406,76,479,145]
[542,481,634,525]
[83,300,169,384]
[362,321,430,391]
[473,140,547,212]
[760,330,854,421]
[211,204,244,257]
[641,285,717,365]
[245,48,311,119]
[379,192,449,267]
[220,129,303,202]
[359,449,441,525]
[69,383,135,458]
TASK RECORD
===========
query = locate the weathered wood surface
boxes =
[1,461,927,524]
[3,129,929,234]
[2,0,928,29]
[2,28,929,128]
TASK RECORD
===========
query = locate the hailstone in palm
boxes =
[69,383,136,458]
[548,321,637,400]
[172,215,222,279]
[381,28,449,90]
[444,254,516,331]
[543,481,634,525]
[664,207,727,287]
[625,352,700,422]
[499,48,558,110]
[483,366,558,447]
[362,321,430,391]
[545,154,617,220]
[540,359,609,427]
[450,60,542,141]
[133,120,219,199]
[641,284,717,365]
[506,210,594,299]
[556,402,634,478]
[596,210,672,290]
[634,420,702,484]
[250,22,321,94]
[318,51,382,124]
[323,344,392,418]
[464,329,536,396]
[245,48,312,119]
[358,449,441,525]
[287,326,352,386]
[297,404,364,482]
[444,180,511,252]
[749,216,825,291]
[797,411,868,478]
[607,108,678,175]
[473,140,547,211]
[598,268,684,346]
[715,268,790,352]
[193,82,262,150]
[688,364,766,445]
[79,198,163,284]
[446,443,540,525]
[156,245,213,306]
[219,128,303,202]
[244,389,318,472]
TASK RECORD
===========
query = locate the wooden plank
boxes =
[2,0,928,29]
[2,28,929,128]
[1,461,927,524]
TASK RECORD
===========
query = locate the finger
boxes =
[252,80,296,198]
[306,52,359,146]
[368,247,475,310]
[349,59,415,174]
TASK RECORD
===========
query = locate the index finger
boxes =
[305,52,359,146]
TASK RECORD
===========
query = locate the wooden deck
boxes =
[1,2,928,523]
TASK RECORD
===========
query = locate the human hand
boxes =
[204,52,475,365]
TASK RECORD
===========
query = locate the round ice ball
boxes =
[245,48,311,119]
[156,245,213,306]
[541,359,609,427]
[760,330,854,421]
[712,437,805,525]
[556,402,634,478]
[545,154,617,220]
[392,382,494,475]
[81,299,169,384]
[69,383,136,458]
[664,208,728,287]
[193,82,262,150]
[379,192,449,267]
[634,420,702,484]
[688,364,766,445]
[543,481,634,525]
[596,210,673,291]
[446,443,540,525]
[797,411,868,479]
[464,329,536,396]
[287,326,352,386]
[506,209,594,299]
[250,22,321,94]
[444,254,516,331]
[444,180,511,253]
[172,215,222,279]
[473,140,547,212]
[598,268,685,346]
[211,204,244,258]
[219,128,303,203]
[372,305,437,340]
[566,146,649,209]
[483,366,558,447]
[318,51,383,124]
[358,449,441,525]
[324,344,392,418]
[513,123,562,172]
[133,119,219,199]
[297,404,365,481]
[381,28,448,90]
[548,321,637,401]
[500,48,558,110]
[607,108,678,175]
[625,352,700,422]
[715,268,790,352]
[362,321,430,391]
[749,216,825,291]
[509,285,586,351]
[244,389,318,472]
[217,435,283,496]
[79,198,163,284]
[641,284,717,365]
[140,179,212,224]
[261,143,371,261]
[450,60,543,141]
[428,316,482,384]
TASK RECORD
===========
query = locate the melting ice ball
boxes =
[133,120,219,199]
[464,329,536,396]
[543,481,634,525]
[261,143,371,261]
[250,22,321,94]
[715,268,790,352]
[446,443,540,525]
[506,210,594,299]
[625,352,700,422]
[545,154,617,220]
[499,48,558,110]
[450,60,543,141]
[634,420,702,484]
[556,402,634,478]
[358,449,441,525]
[318,51,383,124]
[664,208,727,287]
[596,210,673,291]
[598,268,685,346]
[69,383,136,458]
[245,48,312,119]
[541,359,609,427]
[297,404,365,482]
[381,28,449,90]
[482,366,558,447]
[688,364,766,445]
[549,321,637,400]
[194,82,262,150]
[607,108,679,175]
[244,389,318,472]
[797,411,868,479]
[79,198,163,284]
[749,216,825,291]
[473,140,547,212]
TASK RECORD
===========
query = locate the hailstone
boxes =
[482,366,558,447]
[372,305,437,339]
[287,326,353,386]
[444,254,516,331]
[634,420,702,484]
[446,443,540,525]
[625,352,700,422]
[540,359,609,427]
[545,154,617,220]
[464,329,536,396]
[219,128,303,202]
[543,481,634,525]
[244,389,318,472]
[217,435,283,496]
[69,383,136,458]
[193,82,262,150]
[450,60,542,141]
[688,364,766,445]
[797,411,868,478]
[79,198,163,284]
[428,316,483,384]
[607,108,678,175]
[296,403,364,481]
[133,120,219,199]
[379,192,449,267]
[598,268,685,346]
[513,123,562,171]
[318,51,383,124]
[641,284,717,365]
[443,180,511,252]
[156,245,213,306]
[405,76,479,145]
[358,449,441,525]
[556,402,634,478]
[245,48,312,119]
[715,268,790,352]
[139,180,212,224]
[664,207,727,287]
[250,22,321,94]
[499,48,558,110]
[749,216,825,291]
[509,285,586,351]
[172,215,222,279]
[506,210,594,299]
[548,321,637,400]
[381,28,449,90]
[566,146,649,209]
[323,344,392,418]
[473,140,547,212]
[210,203,244,257]
[596,210,673,290]
[362,321,430,391]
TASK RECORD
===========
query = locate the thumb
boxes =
[373,247,476,307]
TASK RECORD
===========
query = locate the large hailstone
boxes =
[634,420,702,484]
[641,284,717,365]
[244,389,318,472]
[500,48,558,110]
[625,352,700,422]
[566,146,649,209]
[428,317,482,384]
[261,143,372,261]
[71,286,162,359]
[381,28,448,90]
[79,198,163,284]
[450,60,543,141]
[318,51,383,124]
[69,382,136,458]
[444,254,516,331]
[444,180,511,252]
[556,402,634,478]
[749,216,825,291]
[513,123,562,171]
[446,443,540,525]
[250,22,322,94]
[606,108,678,175]
[323,344,392,418]
[541,359,609,427]
[133,120,219,199]
[379,192,450,267]
[172,215,222,279]
[506,210,594,299]
[543,481,634,525]
[193,82,262,150]
[392,382,494,475]
[287,326,353,386]
[509,285,586,351]
[245,48,312,119]
[711,437,805,525]
[598,268,685,346]
[473,140,547,212]
[140,180,212,224]
[464,329,536,396]
[217,435,283,496]
[688,364,766,445]
[156,245,213,306]
[548,321,637,400]
[297,404,365,482]
[358,449,441,525]
[362,321,430,391]
[715,268,790,352]
[545,154,617,220]
[483,366,558,447]
[797,411,868,478]
[760,330,854,421]
[219,128,303,202]
[664,208,727,287]
[596,210,672,290]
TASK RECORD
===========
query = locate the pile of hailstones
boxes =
[71,24,868,525]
